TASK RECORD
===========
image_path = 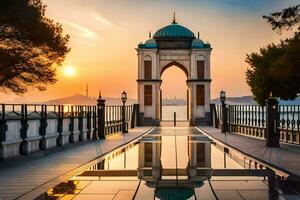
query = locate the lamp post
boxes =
[97,91,106,139]
[220,90,226,104]
[121,91,128,133]
[220,90,227,133]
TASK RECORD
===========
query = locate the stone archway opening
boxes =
[160,61,188,78]
[160,63,189,122]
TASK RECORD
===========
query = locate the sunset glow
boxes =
[0,0,298,103]
[63,65,75,77]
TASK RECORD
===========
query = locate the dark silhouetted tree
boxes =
[246,5,300,105]
[0,0,70,94]
[263,4,299,32]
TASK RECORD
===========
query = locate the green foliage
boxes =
[263,4,299,32]
[246,31,300,105]
[0,0,70,94]
[246,5,300,105]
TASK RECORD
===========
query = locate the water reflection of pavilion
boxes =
[138,134,212,199]
[40,128,291,200]
[138,135,212,181]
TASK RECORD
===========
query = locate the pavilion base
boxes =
[138,113,160,126]
[138,112,212,126]
[190,112,212,126]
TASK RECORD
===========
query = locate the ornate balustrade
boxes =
[0,103,138,160]
[212,104,300,145]
[104,105,133,136]
[278,105,300,144]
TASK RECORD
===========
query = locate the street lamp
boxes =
[220,90,227,133]
[220,90,226,104]
[121,91,128,133]
[121,91,127,105]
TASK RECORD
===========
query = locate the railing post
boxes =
[92,106,97,139]
[228,105,231,133]
[136,104,140,126]
[174,112,176,127]
[87,106,92,140]
[117,106,120,131]
[69,106,75,143]
[79,106,84,141]
[97,94,106,139]
[122,104,128,133]
[57,105,64,146]
[107,106,111,134]
[20,104,29,155]
[266,97,280,147]
[39,105,48,150]
[0,104,7,143]
[131,104,139,129]
[221,102,228,133]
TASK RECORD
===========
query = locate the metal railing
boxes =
[0,104,97,143]
[279,105,300,143]
[104,105,133,136]
[212,104,300,145]
[0,103,139,159]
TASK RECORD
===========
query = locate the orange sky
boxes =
[0,0,298,102]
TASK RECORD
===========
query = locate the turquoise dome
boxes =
[192,38,211,49]
[145,39,157,47]
[153,22,195,39]
[138,38,157,49]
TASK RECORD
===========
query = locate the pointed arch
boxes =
[160,61,188,78]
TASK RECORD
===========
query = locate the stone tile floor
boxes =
[32,126,300,200]
[198,126,300,179]
[0,127,153,200]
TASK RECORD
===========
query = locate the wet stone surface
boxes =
[34,127,300,200]
[0,127,153,200]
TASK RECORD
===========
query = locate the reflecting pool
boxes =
[36,127,300,200]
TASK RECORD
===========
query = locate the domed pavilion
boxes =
[136,14,212,126]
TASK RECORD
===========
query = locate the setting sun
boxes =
[63,65,75,77]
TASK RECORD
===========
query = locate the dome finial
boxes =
[172,12,176,23]
[149,31,151,38]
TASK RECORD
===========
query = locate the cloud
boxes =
[90,13,113,26]
[62,20,99,40]
[90,12,126,27]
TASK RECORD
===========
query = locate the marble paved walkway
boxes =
[0,126,153,200]
[198,126,300,179]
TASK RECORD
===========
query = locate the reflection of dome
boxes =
[153,22,195,40]
[155,187,194,200]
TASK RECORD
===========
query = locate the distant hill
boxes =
[45,94,137,105]
[279,98,300,105]
[211,95,256,105]
[211,95,300,105]
[5,94,300,106]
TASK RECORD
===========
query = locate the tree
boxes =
[246,5,300,105]
[0,0,70,94]
[263,4,299,32]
